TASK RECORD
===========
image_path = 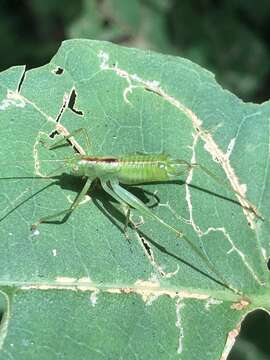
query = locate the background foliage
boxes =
[1,0,270,103]
[1,1,270,359]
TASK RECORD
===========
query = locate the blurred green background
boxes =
[1,0,270,358]
[2,0,270,103]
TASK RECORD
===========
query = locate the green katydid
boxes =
[0,125,262,292]
[30,126,261,231]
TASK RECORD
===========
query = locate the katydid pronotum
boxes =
[1,125,262,292]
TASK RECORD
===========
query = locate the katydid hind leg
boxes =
[109,179,183,237]
[109,179,234,290]
[101,179,132,239]
[193,163,263,220]
[124,207,131,235]
[31,177,92,229]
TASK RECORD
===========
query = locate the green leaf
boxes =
[0,39,269,359]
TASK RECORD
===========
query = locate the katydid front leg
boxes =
[41,127,91,153]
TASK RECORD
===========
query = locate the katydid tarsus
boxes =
[1,126,262,292]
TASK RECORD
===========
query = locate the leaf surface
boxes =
[0,39,269,359]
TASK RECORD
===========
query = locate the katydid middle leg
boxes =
[31,177,92,230]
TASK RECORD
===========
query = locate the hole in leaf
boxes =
[17,68,26,92]
[49,130,59,139]
[53,66,64,75]
[0,291,7,331]
[228,309,270,359]
[141,237,152,257]
[68,89,84,116]
[267,258,270,271]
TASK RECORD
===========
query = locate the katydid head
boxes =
[63,153,83,176]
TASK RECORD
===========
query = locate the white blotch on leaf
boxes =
[0,90,26,110]
[90,290,99,307]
